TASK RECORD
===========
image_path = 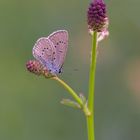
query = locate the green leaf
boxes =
[60,99,81,109]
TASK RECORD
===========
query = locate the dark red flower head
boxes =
[26,60,56,78]
[26,60,43,75]
[87,0,109,32]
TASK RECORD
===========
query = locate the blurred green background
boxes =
[0,0,140,140]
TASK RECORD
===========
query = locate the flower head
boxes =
[26,60,55,78]
[87,0,109,32]
[26,60,43,75]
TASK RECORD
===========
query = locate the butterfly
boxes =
[32,30,68,74]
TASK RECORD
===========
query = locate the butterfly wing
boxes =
[48,30,68,72]
[32,37,56,73]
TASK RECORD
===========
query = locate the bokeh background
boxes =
[0,0,140,140]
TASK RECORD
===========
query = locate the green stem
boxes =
[52,76,83,107]
[87,31,97,140]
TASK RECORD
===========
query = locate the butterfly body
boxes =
[32,30,68,74]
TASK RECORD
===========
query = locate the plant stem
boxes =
[52,76,83,107]
[87,31,97,140]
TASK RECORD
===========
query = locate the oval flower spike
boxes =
[26,60,55,78]
[26,60,43,75]
[87,0,109,32]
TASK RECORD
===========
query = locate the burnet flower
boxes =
[26,60,55,78]
[87,0,109,41]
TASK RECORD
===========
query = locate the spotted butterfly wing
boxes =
[48,30,68,73]
[32,37,57,73]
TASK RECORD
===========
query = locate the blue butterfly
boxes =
[32,30,68,74]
